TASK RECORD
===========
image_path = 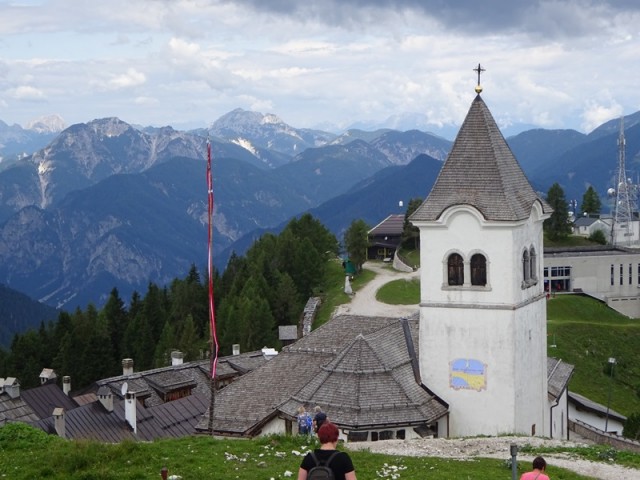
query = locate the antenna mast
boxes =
[612,117,633,245]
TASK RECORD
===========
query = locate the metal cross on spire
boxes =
[473,63,485,94]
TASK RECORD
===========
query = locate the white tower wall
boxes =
[416,204,548,437]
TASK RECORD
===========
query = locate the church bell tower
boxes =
[410,67,552,437]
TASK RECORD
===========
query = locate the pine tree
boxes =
[581,185,602,216]
[154,321,176,367]
[401,197,423,249]
[344,219,370,271]
[544,183,572,241]
[102,288,128,369]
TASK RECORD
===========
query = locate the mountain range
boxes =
[0,106,639,336]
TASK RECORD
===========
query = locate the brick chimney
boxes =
[122,358,134,376]
[62,376,71,396]
[171,350,184,366]
[53,407,66,438]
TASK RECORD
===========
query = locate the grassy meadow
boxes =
[2,422,636,480]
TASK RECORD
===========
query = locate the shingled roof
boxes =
[196,315,408,436]
[88,351,267,408]
[278,318,448,429]
[547,357,574,401]
[410,94,552,222]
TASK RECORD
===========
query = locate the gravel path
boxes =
[334,262,420,318]
[336,262,639,479]
[348,436,639,479]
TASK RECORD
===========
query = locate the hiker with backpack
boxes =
[297,406,313,435]
[297,422,356,480]
[312,405,327,434]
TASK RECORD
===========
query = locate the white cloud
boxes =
[581,101,624,133]
[109,68,146,89]
[134,96,158,105]
[0,0,639,132]
[9,85,45,101]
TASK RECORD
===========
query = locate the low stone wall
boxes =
[570,419,640,453]
[393,252,415,273]
[300,297,321,336]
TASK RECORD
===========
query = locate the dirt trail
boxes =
[333,262,420,318]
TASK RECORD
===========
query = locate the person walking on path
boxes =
[520,456,550,480]
[297,406,312,435]
[312,405,327,434]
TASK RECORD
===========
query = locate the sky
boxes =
[1,0,640,136]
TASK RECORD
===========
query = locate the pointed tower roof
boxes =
[411,94,552,222]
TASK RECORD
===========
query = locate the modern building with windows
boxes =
[544,245,640,317]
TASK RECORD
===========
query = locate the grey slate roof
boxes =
[410,95,552,222]
[368,214,404,236]
[0,382,79,425]
[278,318,448,429]
[569,391,626,422]
[20,382,78,419]
[547,357,574,401]
[91,351,267,408]
[33,392,209,442]
[196,314,408,435]
[574,217,599,227]
[0,394,39,425]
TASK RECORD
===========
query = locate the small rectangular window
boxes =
[611,264,615,286]
[630,263,633,285]
[620,264,624,286]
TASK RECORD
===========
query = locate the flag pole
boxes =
[206,138,219,434]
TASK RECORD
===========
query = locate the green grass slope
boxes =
[547,294,640,416]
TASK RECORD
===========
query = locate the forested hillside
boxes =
[0,214,338,390]
[0,284,57,348]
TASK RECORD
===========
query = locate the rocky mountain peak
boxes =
[25,114,66,134]
[86,117,134,138]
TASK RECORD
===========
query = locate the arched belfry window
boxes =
[471,254,487,286]
[448,253,464,286]
[529,247,537,280]
[522,250,530,282]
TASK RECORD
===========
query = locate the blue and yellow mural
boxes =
[450,358,487,391]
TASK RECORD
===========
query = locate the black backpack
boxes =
[307,451,339,480]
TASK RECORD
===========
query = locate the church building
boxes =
[410,77,555,438]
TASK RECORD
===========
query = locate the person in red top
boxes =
[520,456,550,480]
[297,422,356,480]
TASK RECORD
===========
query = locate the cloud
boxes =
[109,68,146,89]
[9,85,46,101]
[221,0,640,37]
[581,100,624,133]
[1,0,640,133]
[134,96,158,105]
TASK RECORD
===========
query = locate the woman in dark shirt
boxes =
[297,422,356,480]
